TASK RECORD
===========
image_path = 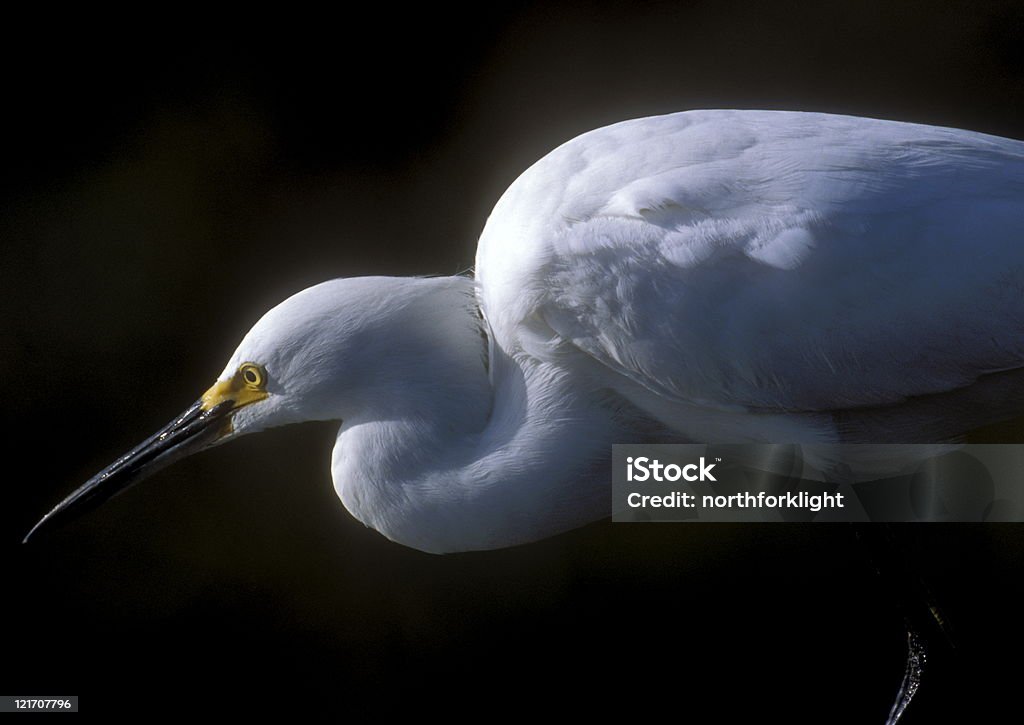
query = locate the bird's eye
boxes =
[239,363,266,389]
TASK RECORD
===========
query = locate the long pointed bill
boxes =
[23,399,236,543]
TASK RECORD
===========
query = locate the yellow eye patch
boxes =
[201,362,269,411]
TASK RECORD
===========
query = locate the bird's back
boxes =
[476,110,1024,441]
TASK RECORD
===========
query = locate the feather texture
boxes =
[477,110,1024,433]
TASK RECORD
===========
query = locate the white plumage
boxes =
[478,110,1024,430]
[29,110,1024,553]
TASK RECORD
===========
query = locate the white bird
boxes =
[26,109,1024,553]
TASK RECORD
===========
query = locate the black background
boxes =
[3,2,1023,720]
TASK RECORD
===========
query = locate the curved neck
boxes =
[331,295,623,553]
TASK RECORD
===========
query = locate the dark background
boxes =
[3,1,1023,719]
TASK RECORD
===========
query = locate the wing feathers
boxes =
[476,111,1024,426]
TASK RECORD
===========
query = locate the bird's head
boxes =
[24,275,473,542]
[201,276,394,438]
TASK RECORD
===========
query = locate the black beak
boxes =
[23,399,235,543]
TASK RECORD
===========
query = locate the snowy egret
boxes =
[25,110,1024,552]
